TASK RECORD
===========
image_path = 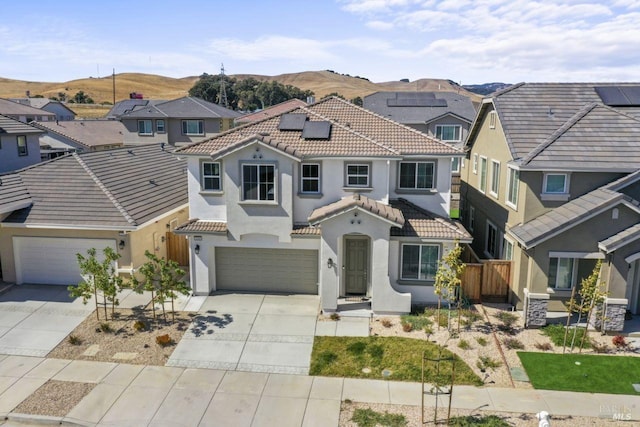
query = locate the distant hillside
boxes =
[0,70,483,107]
[463,82,512,96]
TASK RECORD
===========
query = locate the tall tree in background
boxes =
[189,73,239,108]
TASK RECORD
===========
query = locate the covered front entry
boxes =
[344,236,369,295]
[215,247,319,294]
[627,259,640,314]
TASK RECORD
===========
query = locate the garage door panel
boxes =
[14,237,116,285]
[216,248,318,294]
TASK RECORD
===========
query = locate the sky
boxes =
[1,0,639,85]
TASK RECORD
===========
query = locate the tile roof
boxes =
[476,83,640,163]
[508,188,627,248]
[177,97,461,158]
[390,199,472,241]
[0,99,56,118]
[308,193,405,226]
[9,98,76,115]
[363,91,477,124]
[2,144,187,229]
[174,219,227,234]
[0,174,32,214]
[599,223,640,254]
[291,223,321,236]
[32,120,125,149]
[120,96,242,119]
[236,99,307,125]
[0,114,44,135]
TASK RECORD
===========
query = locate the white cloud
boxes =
[206,36,336,61]
[366,20,395,30]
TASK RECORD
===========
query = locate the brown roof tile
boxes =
[308,194,405,226]
[390,199,472,241]
[291,223,321,236]
[174,219,227,234]
[236,99,307,125]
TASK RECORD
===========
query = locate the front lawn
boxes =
[310,336,482,385]
[518,352,640,395]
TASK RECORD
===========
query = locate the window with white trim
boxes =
[301,163,320,193]
[435,125,462,142]
[468,205,475,232]
[490,160,500,197]
[182,119,204,135]
[242,164,275,201]
[156,119,165,133]
[17,135,28,156]
[548,258,576,289]
[451,157,460,173]
[138,120,152,135]
[201,162,221,191]
[486,221,499,258]
[506,167,519,208]
[489,111,496,129]
[479,156,488,193]
[472,153,478,174]
[543,173,568,194]
[503,238,514,261]
[346,163,370,187]
[400,244,440,281]
[399,161,435,189]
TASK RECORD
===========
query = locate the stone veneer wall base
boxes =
[523,288,549,329]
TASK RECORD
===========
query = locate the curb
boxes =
[4,412,94,426]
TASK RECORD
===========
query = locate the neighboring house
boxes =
[364,92,478,219]
[9,98,76,121]
[461,82,640,331]
[0,115,43,173]
[106,99,163,119]
[234,98,307,126]
[32,120,125,160]
[118,96,242,146]
[0,144,189,286]
[174,96,470,314]
[0,99,56,123]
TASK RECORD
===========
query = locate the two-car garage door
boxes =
[13,237,117,285]
[215,248,318,294]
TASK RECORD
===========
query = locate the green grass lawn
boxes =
[310,336,482,385]
[518,352,640,395]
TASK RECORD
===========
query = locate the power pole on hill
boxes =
[219,63,229,108]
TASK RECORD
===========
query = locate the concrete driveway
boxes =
[167,293,320,375]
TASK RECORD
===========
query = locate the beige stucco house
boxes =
[461,83,640,331]
[0,144,188,285]
[175,96,471,314]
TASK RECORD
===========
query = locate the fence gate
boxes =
[166,232,189,266]
[461,260,510,303]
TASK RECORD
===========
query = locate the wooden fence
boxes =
[166,232,189,266]
[461,260,511,303]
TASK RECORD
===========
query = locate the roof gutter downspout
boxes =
[385,160,390,204]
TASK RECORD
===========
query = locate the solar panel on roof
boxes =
[621,86,640,105]
[302,121,331,139]
[595,87,630,106]
[278,113,308,130]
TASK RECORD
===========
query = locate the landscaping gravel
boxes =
[13,381,95,417]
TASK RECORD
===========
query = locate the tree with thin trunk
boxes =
[68,247,123,320]
[577,260,607,351]
[434,242,466,332]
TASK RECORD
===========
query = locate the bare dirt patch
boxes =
[13,380,96,417]
[47,308,195,365]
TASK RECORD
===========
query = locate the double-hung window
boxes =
[506,167,519,208]
[451,157,460,173]
[490,160,500,197]
[242,164,275,201]
[503,238,514,261]
[138,120,152,135]
[399,161,435,190]
[346,164,370,187]
[156,119,165,133]
[486,222,499,258]
[182,119,204,135]
[435,125,462,142]
[202,162,221,191]
[301,163,320,193]
[548,258,575,289]
[479,156,488,193]
[468,205,475,232]
[400,244,440,281]
[17,135,28,156]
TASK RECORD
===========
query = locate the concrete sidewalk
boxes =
[1,355,639,426]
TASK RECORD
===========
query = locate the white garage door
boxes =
[216,248,318,294]
[13,237,117,285]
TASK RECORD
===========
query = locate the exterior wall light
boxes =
[195,244,200,254]
[327,258,334,269]
[119,240,125,250]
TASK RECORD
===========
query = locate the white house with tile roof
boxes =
[174,96,470,314]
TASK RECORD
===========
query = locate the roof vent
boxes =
[302,121,332,139]
[278,113,308,130]
[149,179,156,185]
[127,149,134,155]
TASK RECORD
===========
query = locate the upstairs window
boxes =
[451,157,460,173]
[486,221,500,258]
[489,111,496,129]
[346,164,370,187]
[472,153,478,174]
[399,161,435,190]
[301,163,320,193]
[182,119,204,135]
[479,156,488,193]
[490,160,500,197]
[506,167,520,208]
[138,120,152,135]
[17,135,28,156]
[435,125,462,142]
[201,162,221,191]
[156,119,165,133]
[544,173,568,194]
[243,164,275,201]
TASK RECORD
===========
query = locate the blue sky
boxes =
[2,0,639,84]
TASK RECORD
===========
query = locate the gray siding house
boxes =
[10,98,76,121]
[0,115,43,173]
[0,99,55,123]
[461,83,640,331]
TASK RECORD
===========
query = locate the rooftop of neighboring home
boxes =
[0,174,32,215]
[106,99,162,119]
[9,98,76,115]
[0,114,44,135]
[363,91,478,125]
[0,98,56,120]
[235,99,307,125]
[469,83,640,171]
[118,96,243,120]
[0,144,187,229]
[176,96,462,158]
[31,120,126,149]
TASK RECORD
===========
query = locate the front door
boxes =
[344,237,368,295]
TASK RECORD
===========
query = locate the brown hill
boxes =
[0,70,481,106]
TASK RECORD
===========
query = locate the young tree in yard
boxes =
[68,247,123,321]
[434,243,466,332]
[132,251,190,323]
[578,260,607,351]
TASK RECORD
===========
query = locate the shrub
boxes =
[155,334,173,347]
[424,326,433,337]
[476,336,488,346]
[330,312,341,321]
[612,335,628,349]
[477,356,502,371]
[68,335,82,345]
[351,408,407,427]
[381,318,393,328]
[400,315,432,330]
[534,342,552,351]
[503,338,525,350]
[591,340,609,353]
[458,339,471,350]
[133,320,147,331]
[402,322,413,332]
[99,322,113,333]
[449,415,509,427]
[494,311,519,332]
[461,309,483,323]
